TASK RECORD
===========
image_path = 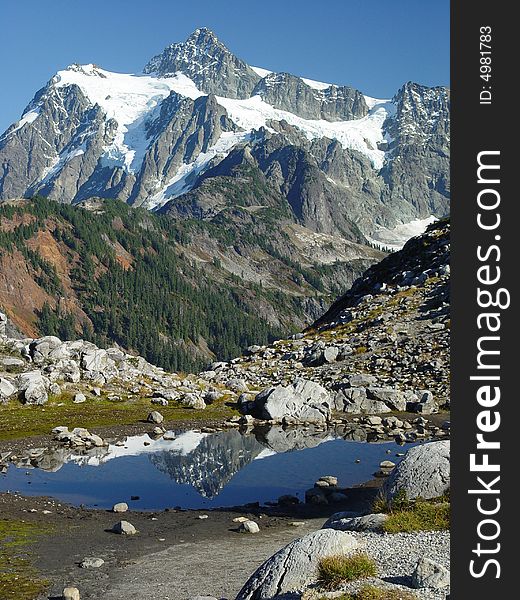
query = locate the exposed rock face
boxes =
[381,82,450,225]
[252,378,331,422]
[252,72,368,121]
[236,529,359,600]
[0,28,449,244]
[143,28,260,99]
[383,440,450,500]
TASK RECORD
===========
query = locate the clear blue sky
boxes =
[0,0,449,133]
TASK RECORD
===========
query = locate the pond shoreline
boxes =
[1,478,381,600]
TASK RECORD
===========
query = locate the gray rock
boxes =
[366,387,407,411]
[1,357,24,368]
[323,512,388,532]
[182,393,206,410]
[80,557,105,569]
[112,520,137,535]
[238,520,260,534]
[112,502,129,513]
[147,411,164,424]
[348,373,377,387]
[73,393,86,404]
[17,371,48,405]
[0,377,17,399]
[236,529,359,600]
[0,312,7,337]
[252,72,368,121]
[252,378,331,422]
[323,346,339,363]
[384,440,450,500]
[62,588,80,600]
[29,336,63,364]
[411,556,450,589]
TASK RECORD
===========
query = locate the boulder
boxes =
[411,556,450,589]
[323,512,388,532]
[0,378,17,400]
[29,336,64,364]
[112,520,137,535]
[0,312,7,337]
[147,411,164,424]
[252,378,331,422]
[112,502,129,513]
[238,520,260,534]
[81,349,117,382]
[17,371,48,405]
[408,390,437,414]
[348,373,376,387]
[334,387,391,414]
[236,529,359,600]
[383,440,450,500]
[182,393,206,410]
[366,387,407,411]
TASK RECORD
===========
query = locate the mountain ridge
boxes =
[0,27,450,245]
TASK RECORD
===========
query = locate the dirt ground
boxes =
[0,485,378,600]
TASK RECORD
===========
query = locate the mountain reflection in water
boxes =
[0,426,415,509]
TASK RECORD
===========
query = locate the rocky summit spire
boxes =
[143,27,261,99]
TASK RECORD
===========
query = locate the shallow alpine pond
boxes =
[0,426,419,510]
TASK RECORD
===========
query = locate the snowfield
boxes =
[12,62,396,202]
[367,216,438,251]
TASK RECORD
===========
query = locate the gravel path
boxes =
[334,530,450,600]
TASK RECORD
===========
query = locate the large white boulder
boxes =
[0,377,17,400]
[16,371,49,405]
[235,529,359,599]
[383,440,450,500]
[252,378,331,422]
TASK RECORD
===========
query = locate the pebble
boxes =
[238,520,260,534]
[62,588,80,600]
[80,557,104,569]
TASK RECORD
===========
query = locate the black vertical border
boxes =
[451,1,514,597]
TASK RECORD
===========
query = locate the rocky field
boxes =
[0,220,450,600]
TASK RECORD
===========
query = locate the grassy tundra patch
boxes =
[0,519,51,600]
[318,553,377,589]
[372,490,450,533]
[0,394,237,441]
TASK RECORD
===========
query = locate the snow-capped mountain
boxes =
[0,27,449,241]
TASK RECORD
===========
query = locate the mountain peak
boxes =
[185,27,222,47]
[143,27,260,99]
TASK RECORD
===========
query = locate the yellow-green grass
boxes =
[318,553,377,589]
[318,584,418,599]
[0,392,238,441]
[372,491,450,534]
[383,501,450,533]
[0,519,51,600]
